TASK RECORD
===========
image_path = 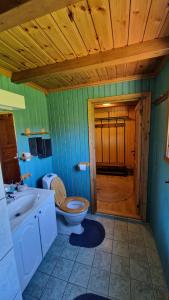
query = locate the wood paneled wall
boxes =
[95,105,136,168]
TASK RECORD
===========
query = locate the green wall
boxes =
[47,79,154,201]
[148,60,169,287]
[0,74,53,187]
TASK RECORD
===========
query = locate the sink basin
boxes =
[7,191,39,220]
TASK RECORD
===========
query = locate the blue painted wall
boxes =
[0,75,53,187]
[47,79,153,201]
[148,60,169,287]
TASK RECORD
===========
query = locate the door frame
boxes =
[88,92,151,221]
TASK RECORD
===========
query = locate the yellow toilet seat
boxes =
[60,197,89,213]
[51,176,89,214]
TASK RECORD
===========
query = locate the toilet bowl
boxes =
[42,174,89,235]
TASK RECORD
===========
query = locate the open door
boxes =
[135,97,151,220]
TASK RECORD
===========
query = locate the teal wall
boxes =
[148,60,169,287]
[47,79,153,201]
[0,75,53,187]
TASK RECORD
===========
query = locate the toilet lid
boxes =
[50,176,67,207]
[60,197,89,213]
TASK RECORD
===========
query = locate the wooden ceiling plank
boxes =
[128,0,151,44]
[96,67,108,80]
[11,37,169,83]
[87,0,113,51]
[69,0,100,54]
[159,12,169,38]
[110,0,130,48]
[9,26,56,65]
[52,7,88,57]
[21,20,64,62]
[36,15,76,60]
[0,31,46,67]
[0,39,36,69]
[0,58,19,72]
[116,64,127,77]
[105,65,117,79]
[0,0,80,32]
[125,62,137,76]
[143,0,169,41]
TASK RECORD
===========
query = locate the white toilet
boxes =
[42,174,89,235]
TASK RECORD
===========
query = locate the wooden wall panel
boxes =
[47,79,153,201]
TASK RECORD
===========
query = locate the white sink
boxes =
[7,192,39,220]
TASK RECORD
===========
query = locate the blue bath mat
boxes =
[69,218,105,248]
[74,293,109,300]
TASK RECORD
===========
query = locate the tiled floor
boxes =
[23,215,169,300]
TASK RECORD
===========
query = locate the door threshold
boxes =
[96,208,141,220]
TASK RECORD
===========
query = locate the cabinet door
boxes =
[13,214,42,292]
[38,198,57,256]
[0,198,13,260]
[0,249,21,300]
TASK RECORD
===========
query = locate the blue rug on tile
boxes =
[74,293,109,300]
[69,218,105,248]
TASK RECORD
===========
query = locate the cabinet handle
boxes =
[39,210,42,214]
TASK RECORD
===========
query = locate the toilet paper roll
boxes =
[78,163,86,171]
[21,152,32,161]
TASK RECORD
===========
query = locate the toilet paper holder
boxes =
[78,162,90,171]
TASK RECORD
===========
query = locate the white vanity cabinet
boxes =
[13,213,42,292]
[13,192,57,292]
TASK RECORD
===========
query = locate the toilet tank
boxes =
[42,173,57,190]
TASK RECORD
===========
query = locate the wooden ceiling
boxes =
[0,0,169,92]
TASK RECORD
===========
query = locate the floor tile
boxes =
[114,228,129,242]
[88,267,110,296]
[128,222,143,234]
[109,273,130,300]
[69,262,91,288]
[144,235,157,250]
[129,244,147,261]
[40,277,67,300]
[61,244,79,260]
[23,271,49,299]
[38,251,58,275]
[62,283,86,300]
[128,231,144,247]
[131,279,154,300]
[76,247,95,266]
[111,254,130,277]
[150,265,167,288]
[113,241,129,257]
[146,248,162,267]
[114,220,128,231]
[93,250,111,271]
[52,257,74,281]
[153,286,169,300]
[130,258,152,284]
[97,238,113,253]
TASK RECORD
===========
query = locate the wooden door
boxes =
[0,113,20,183]
[38,197,57,257]
[134,97,151,220]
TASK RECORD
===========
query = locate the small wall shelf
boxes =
[22,131,49,136]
